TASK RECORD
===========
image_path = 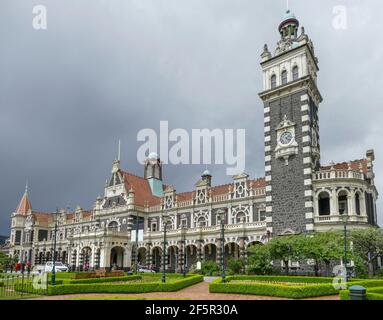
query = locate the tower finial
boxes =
[25,179,28,194]
[118,139,121,161]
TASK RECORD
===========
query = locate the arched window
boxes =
[270,74,277,89]
[355,193,361,215]
[318,191,330,216]
[235,212,247,224]
[338,190,349,215]
[197,216,207,227]
[108,221,119,231]
[281,70,288,85]
[292,66,299,81]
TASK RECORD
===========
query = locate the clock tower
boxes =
[259,10,322,236]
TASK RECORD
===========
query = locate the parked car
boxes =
[44,261,69,273]
[138,266,155,273]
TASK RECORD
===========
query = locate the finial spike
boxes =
[118,139,121,161]
[25,179,28,194]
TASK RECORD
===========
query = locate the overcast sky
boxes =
[1,0,382,235]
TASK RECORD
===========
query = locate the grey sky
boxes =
[0,0,382,235]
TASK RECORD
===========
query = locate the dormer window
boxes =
[271,74,277,89]
[292,66,299,81]
[281,70,288,85]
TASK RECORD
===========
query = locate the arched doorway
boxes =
[82,247,92,271]
[185,244,197,270]
[168,246,178,272]
[110,246,124,269]
[204,243,217,262]
[152,247,162,271]
[137,247,147,266]
[224,242,240,266]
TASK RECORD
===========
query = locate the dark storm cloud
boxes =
[0,0,382,234]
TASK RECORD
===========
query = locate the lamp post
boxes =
[217,209,226,283]
[162,214,169,283]
[135,210,139,274]
[181,226,187,278]
[51,209,59,286]
[341,214,349,282]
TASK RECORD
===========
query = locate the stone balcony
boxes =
[314,214,368,224]
[313,169,365,182]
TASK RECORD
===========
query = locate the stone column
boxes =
[216,239,222,265]
[177,241,184,273]
[331,189,338,215]
[197,240,203,262]
[146,243,152,269]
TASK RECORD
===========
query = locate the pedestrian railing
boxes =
[0,273,48,299]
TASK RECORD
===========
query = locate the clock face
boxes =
[280,131,293,145]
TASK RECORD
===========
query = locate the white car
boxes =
[44,261,69,273]
[138,266,155,273]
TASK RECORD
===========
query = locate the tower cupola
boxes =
[278,9,299,40]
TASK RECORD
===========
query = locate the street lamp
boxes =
[135,210,139,274]
[51,209,59,286]
[181,226,187,278]
[341,214,349,282]
[162,214,170,283]
[217,209,226,283]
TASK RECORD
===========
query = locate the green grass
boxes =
[69,297,190,300]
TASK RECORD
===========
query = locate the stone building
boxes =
[7,10,379,273]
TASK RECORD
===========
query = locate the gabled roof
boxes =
[15,191,32,215]
[122,171,162,206]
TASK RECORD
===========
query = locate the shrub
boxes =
[228,275,334,284]
[339,290,350,300]
[0,282,3,287]
[201,261,220,276]
[227,258,246,275]
[68,275,141,284]
[367,292,383,300]
[15,274,203,296]
[209,276,338,299]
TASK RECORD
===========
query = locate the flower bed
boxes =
[209,276,338,299]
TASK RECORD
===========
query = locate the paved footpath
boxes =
[28,278,339,301]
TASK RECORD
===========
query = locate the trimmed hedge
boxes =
[339,290,350,300]
[209,276,338,299]
[347,280,383,288]
[227,275,334,284]
[67,275,141,284]
[367,292,383,300]
[15,274,203,296]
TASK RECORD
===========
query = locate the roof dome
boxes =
[202,169,211,176]
[279,9,299,32]
[148,152,159,160]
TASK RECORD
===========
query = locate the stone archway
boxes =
[224,242,240,266]
[185,244,198,270]
[110,246,124,269]
[168,246,178,272]
[151,247,162,271]
[137,247,147,266]
[82,247,92,271]
[204,243,217,262]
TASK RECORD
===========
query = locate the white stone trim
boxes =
[302,125,310,133]
[265,155,271,162]
[265,175,272,182]
[301,104,309,112]
[304,168,312,175]
[265,216,273,223]
[305,201,313,208]
[305,212,313,219]
[303,157,312,164]
[301,94,309,102]
[266,206,272,213]
[305,190,313,197]
[266,196,272,202]
[264,126,270,133]
[265,145,271,152]
[301,115,310,122]
[266,185,272,192]
[302,136,311,143]
[265,165,271,172]
[265,136,271,142]
[303,146,311,153]
[264,107,270,114]
[304,179,312,186]
[264,116,270,123]
[305,224,314,231]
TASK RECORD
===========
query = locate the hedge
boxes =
[227,275,334,284]
[209,276,338,299]
[67,275,141,284]
[0,282,3,287]
[15,274,203,296]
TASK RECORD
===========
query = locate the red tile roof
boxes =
[15,192,32,215]
[320,159,368,174]
[122,171,162,206]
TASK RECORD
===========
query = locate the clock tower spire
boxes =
[259,10,322,236]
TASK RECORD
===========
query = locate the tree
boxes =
[299,232,344,277]
[350,228,383,277]
[268,235,303,275]
[0,252,8,269]
[227,257,246,275]
[247,244,272,275]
